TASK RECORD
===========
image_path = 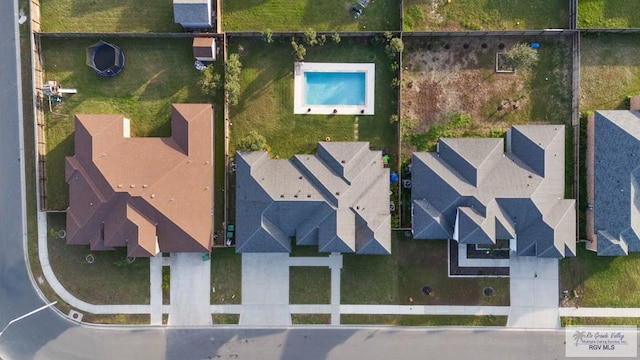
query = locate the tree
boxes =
[504,43,539,71]
[198,65,221,96]
[237,131,270,152]
[225,53,242,106]
[385,37,404,59]
[262,29,274,43]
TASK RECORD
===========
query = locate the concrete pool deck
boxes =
[293,62,375,115]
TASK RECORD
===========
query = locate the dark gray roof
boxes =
[412,125,576,258]
[173,0,212,28]
[235,142,391,254]
[594,111,640,255]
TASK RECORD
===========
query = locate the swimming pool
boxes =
[304,72,366,106]
[293,62,375,115]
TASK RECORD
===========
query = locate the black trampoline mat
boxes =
[93,46,116,71]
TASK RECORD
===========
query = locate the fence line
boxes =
[31,0,48,210]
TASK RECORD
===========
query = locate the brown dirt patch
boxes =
[401,37,532,152]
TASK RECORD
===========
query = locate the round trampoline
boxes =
[86,41,125,77]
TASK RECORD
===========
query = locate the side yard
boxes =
[561,243,640,308]
[403,0,568,31]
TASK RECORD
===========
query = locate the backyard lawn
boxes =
[403,0,567,31]
[223,0,400,32]
[560,243,640,308]
[578,0,640,28]
[40,0,181,32]
[42,37,218,211]
[341,232,510,306]
[227,37,397,160]
[47,212,150,304]
[580,34,640,111]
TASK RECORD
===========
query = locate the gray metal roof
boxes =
[173,0,212,28]
[235,142,391,254]
[412,125,576,258]
[594,111,640,255]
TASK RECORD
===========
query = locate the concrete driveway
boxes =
[507,255,559,328]
[167,253,212,326]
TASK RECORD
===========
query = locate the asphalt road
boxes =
[0,1,599,359]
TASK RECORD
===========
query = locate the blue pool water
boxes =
[304,72,366,106]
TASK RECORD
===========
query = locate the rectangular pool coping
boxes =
[293,62,375,115]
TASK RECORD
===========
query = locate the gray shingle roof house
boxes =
[173,0,213,29]
[235,142,391,254]
[593,110,640,255]
[411,125,576,258]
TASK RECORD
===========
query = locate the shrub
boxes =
[237,131,270,152]
[291,39,307,60]
[262,29,274,43]
[304,29,318,46]
[386,37,404,59]
[332,32,341,44]
[199,65,221,96]
[225,53,242,106]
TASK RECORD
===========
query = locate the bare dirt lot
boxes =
[400,36,572,154]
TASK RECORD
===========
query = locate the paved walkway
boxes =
[149,256,163,325]
[507,256,559,328]
[240,253,291,326]
[167,253,212,326]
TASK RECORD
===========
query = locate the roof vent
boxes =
[151,194,155,198]
[299,176,303,180]
[341,160,346,163]
[142,184,148,188]
[170,197,175,201]
[294,194,298,198]
[118,184,123,188]
[89,202,93,206]
[307,194,311,198]
[335,192,340,195]
[130,184,135,188]
[280,194,284,198]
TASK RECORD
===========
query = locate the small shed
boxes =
[173,0,213,29]
[193,37,216,61]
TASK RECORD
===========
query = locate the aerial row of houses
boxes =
[63,103,640,260]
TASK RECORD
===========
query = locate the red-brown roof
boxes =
[66,104,214,257]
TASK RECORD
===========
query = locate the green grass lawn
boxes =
[342,315,507,326]
[578,0,640,28]
[228,37,397,160]
[210,247,242,304]
[341,232,510,306]
[580,34,640,111]
[290,267,331,304]
[560,243,640,307]
[42,37,216,210]
[47,212,150,304]
[403,0,567,31]
[223,0,400,31]
[40,0,181,32]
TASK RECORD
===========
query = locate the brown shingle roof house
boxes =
[65,104,214,257]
